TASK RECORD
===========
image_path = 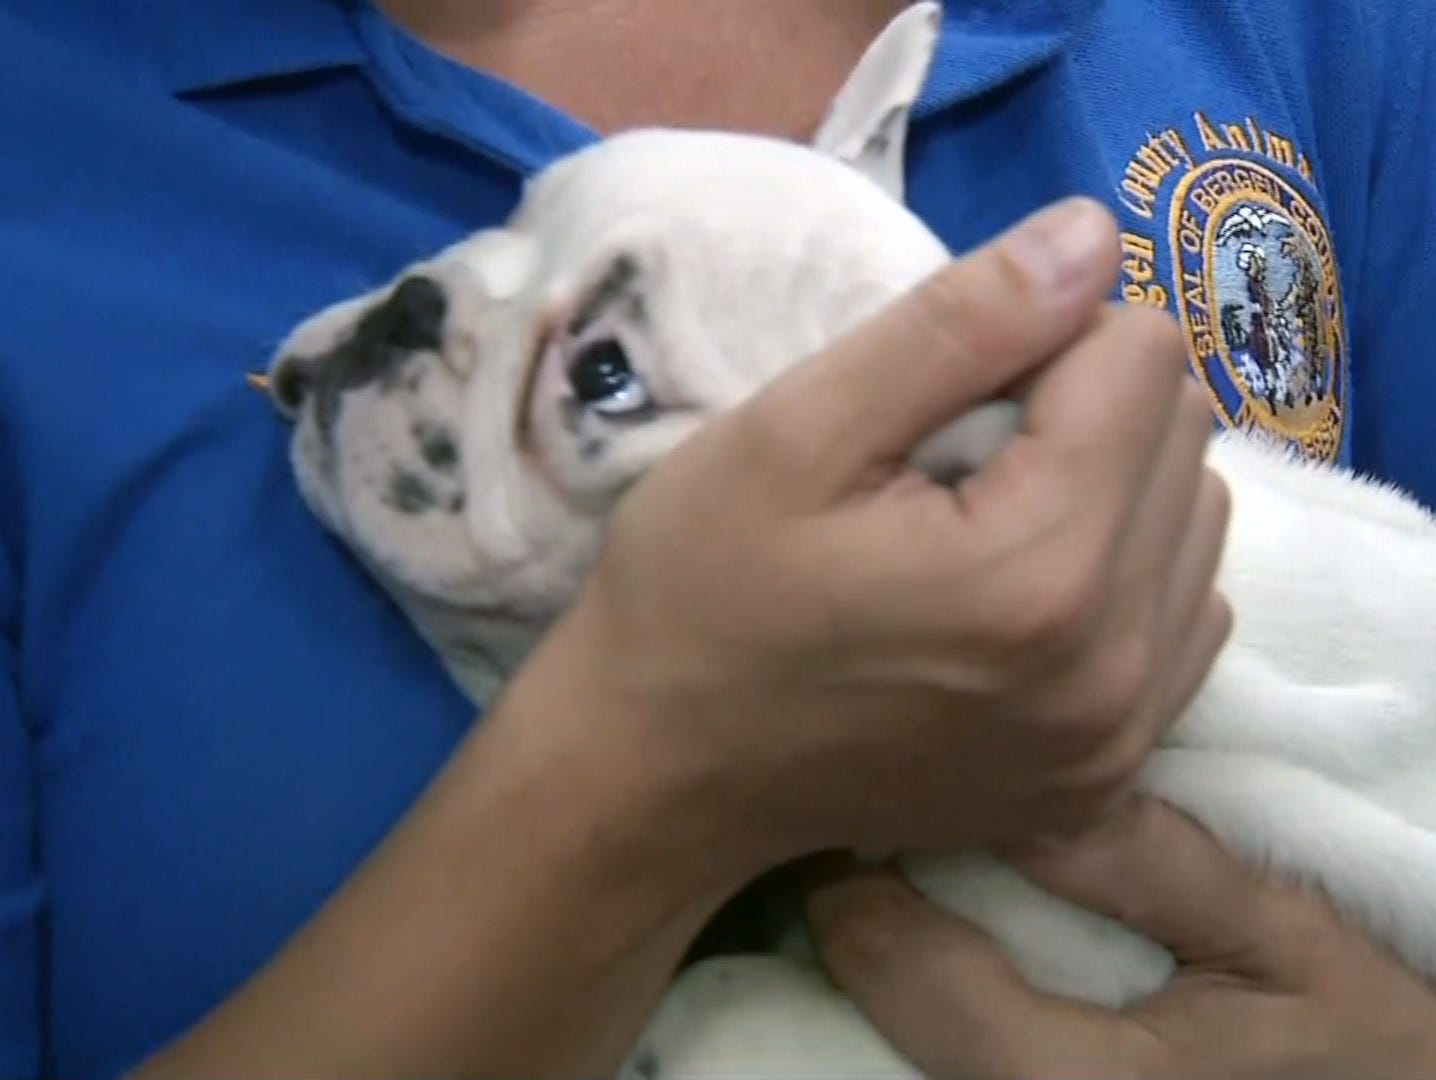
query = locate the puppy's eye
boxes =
[567,338,652,417]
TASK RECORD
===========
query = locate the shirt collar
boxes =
[153,0,365,95]
[154,0,1104,114]
[916,0,1105,116]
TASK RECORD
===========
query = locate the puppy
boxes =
[265,5,1436,1076]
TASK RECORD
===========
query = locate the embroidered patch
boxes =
[1115,112,1347,463]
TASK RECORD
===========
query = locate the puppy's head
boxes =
[266,3,1016,699]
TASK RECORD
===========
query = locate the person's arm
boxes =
[809,798,1436,1078]
[132,618,742,1079]
[136,198,1227,1078]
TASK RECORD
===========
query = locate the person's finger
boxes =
[747,197,1120,503]
[1153,472,1233,724]
[1111,380,1217,613]
[972,303,1191,540]
[934,307,1195,673]
[1008,797,1295,971]
[806,866,1158,1078]
[1018,295,1190,447]
[1096,383,1229,743]
[1068,461,1230,792]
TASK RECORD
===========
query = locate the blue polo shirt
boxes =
[1,1,1433,1074]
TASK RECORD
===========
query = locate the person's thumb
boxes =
[1005,795,1301,973]
[806,865,1136,1077]
[749,196,1121,502]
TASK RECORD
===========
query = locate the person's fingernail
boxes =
[806,867,914,946]
[1005,197,1114,294]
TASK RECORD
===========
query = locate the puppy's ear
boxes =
[811,1,942,202]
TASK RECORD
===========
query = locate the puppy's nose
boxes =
[269,353,315,415]
[376,275,446,352]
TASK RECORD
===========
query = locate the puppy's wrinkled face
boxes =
[268,130,968,693]
[268,3,968,699]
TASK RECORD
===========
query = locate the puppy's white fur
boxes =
[269,4,1436,1076]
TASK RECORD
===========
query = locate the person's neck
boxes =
[374,0,913,138]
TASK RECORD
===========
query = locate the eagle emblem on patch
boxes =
[1114,112,1347,463]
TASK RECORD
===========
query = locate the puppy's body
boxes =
[266,6,1436,1075]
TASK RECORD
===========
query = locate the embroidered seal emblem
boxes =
[1114,113,1347,462]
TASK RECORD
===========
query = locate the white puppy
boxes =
[265,5,1436,1076]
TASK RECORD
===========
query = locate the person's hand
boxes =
[807,797,1436,1079]
[522,195,1231,883]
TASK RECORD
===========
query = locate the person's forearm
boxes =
[131,621,743,1079]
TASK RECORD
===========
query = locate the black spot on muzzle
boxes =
[275,275,449,441]
[374,275,447,353]
[338,274,447,393]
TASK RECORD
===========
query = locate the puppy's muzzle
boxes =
[270,275,449,419]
